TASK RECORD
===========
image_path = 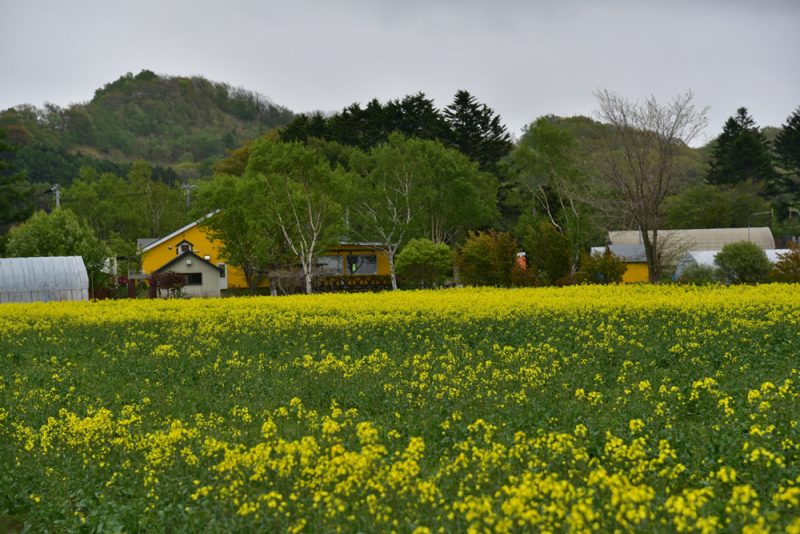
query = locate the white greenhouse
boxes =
[674,249,792,279]
[0,256,89,303]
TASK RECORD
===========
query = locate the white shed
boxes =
[674,249,792,279]
[0,256,89,303]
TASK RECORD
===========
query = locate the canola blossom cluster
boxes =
[1,285,800,532]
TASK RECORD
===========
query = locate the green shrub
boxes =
[456,230,518,287]
[395,238,453,288]
[714,241,772,284]
[678,264,719,285]
[576,250,626,285]
[519,219,572,285]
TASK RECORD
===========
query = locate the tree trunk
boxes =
[270,278,277,297]
[388,251,398,290]
[304,271,313,294]
[641,228,661,283]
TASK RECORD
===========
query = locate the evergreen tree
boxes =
[775,106,800,178]
[0,129,35,243]
[443,90,513,172]
[389,93,448,141]
[707,107,778,188]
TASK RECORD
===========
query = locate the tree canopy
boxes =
[707,108,778,188]
[5,209,110,287]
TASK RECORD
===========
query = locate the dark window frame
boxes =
[186,273,203,285]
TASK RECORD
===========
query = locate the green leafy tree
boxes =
[456,230,518,287]
[506,117,596,270]
[245,139,345,294]
[349,134,496,288]
[519,219,572,285]
[714,241,772,284]
[443,90,513,172]
[664,182,771,229]
[63,164,188,257]
[195,174,291,292]
[395,238,453,288]
[414,141,498,245]
[127,161,186,240]
[707,108,778,187]
[348,134,422,290]
[5,209,111,288]
[63,168,139,246]
[576,250,626,285]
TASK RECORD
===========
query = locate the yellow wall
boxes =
[622,262,649,283]
[141,223,391,288]
[141,225,251,289]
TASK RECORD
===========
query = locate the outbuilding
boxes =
[590,244,649,283]
[153,251,224,298]
[674,249,792,279]
[0,256,89,303]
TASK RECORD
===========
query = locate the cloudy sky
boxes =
[1,0,798,143]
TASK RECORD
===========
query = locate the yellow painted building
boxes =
[621,262,649,283]
[591,244,649,283]
[139,212,391,291]
[140,212,246,289]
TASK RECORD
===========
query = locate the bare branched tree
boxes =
[594,90,708,281]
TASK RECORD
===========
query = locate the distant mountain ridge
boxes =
[0,70,295,183]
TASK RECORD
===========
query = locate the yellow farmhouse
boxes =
[139,212,391,294]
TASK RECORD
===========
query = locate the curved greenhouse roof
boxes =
[609,227,775,251]
[0,256,89,303]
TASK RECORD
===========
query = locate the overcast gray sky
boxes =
[1,0,798,144]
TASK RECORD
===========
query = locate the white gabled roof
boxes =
[139,210,219,253]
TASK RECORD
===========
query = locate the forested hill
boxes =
[0,70,295,184]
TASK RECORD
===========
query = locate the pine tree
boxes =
[443,90,513,172]
[0,130,35,239]
[775,106,800,177]
[707,107,778,187]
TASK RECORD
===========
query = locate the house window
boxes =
[346,254,377,275]
[317,255,342,275]
[186,273,203,285]
[218,263,227,278]
[177,241,193,255]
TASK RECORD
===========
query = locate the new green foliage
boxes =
[246,139,347,294]
[4,209,110,287]
[714,241,772,284]
[395,238,453,288]
[456,230,518,287]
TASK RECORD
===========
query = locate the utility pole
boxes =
[181,183,197,209]
[51,184,61,209]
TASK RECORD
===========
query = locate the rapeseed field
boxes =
[1,285,799,532]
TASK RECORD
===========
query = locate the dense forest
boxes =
[1,70,798,289]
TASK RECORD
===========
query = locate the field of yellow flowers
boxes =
[1,285,800,532]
